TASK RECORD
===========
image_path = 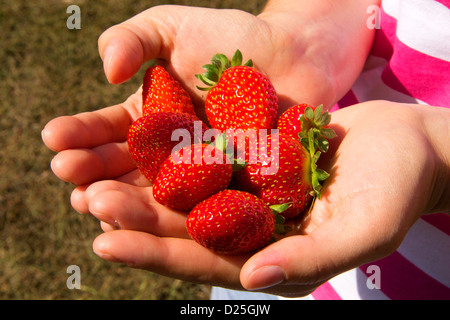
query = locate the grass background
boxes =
[0,0,265,299]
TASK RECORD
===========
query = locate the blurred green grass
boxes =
[0,0,263,299]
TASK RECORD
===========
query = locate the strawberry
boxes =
[142,65,196,116]
[277,103,315,139]
[196,50,278,131]
[231,105,336,219]
[127,112,208,184]
[277,104,335,145]
[153,142,233,211]
[231,133,313,219]
[186,190,288,255]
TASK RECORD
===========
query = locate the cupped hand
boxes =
[74,101,448,297]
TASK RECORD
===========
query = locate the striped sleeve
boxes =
[334,0,450,108]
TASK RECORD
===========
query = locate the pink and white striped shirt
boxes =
[211,0,450,300]
[307,0,450,300]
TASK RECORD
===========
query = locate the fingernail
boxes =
[245,265,286,291]
[102,44,115,82]
[93,239,124,264]
[95,250,116,261]
[91,210,120,227]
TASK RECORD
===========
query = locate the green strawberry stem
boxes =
[196,49,253,91]
[211,133,248,171]
[299,106,337,200]
[212,132,227,153]
[270,203,291,235]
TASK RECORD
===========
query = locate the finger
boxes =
[98,7,169,84]
[77,179,148,214]
[70,171,150,214]
[84,180,152,204]
[240,190,409,294]
[239,232,347,293]
[71,185,90,214]
[42,98,140,152]
[115,168,150,186]
[50,142,136,185]
[88,188,189,238]
[93,230,247,289]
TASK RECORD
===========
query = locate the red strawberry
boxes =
[277,104,335,144]
[127,112,208,184]
[153,143,233,211]
[231,133,313,219]
[142,65,196,116]
[232,106,337,219]
[186,190,280,255]
[196,50,278,131]
[277,103,315,139]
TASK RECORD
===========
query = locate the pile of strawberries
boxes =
[127,50,336,255]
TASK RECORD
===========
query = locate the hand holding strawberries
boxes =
[47,99,449,297]
[41,1,450,297]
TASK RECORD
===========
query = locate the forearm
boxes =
[259,0,381,105]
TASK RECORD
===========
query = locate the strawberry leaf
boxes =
[321,127,337,139]
[269,203,292,235]
[313,104,323,122]
[304,107,314,122]
[213,133,227,152]
[270,203,291,215]
[195,49,253,91]
[231,49,243,67]
[201,63,220,75]
[213,53,230,69]
[317,136,329,153]
[196,72,217,86]
[298,106,337,200]
[315,169,330,181]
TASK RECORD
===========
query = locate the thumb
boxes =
[239,227,345,293]
[97,7,172,84]
[240,196,408,294]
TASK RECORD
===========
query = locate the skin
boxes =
[41,0,450,297]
